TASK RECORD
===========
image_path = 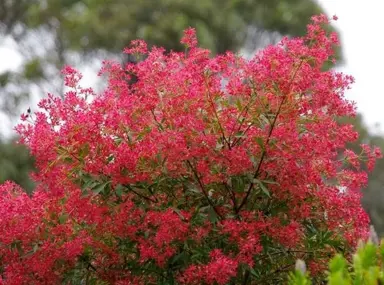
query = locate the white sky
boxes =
[319,0,384,134]
[1,1,384,137]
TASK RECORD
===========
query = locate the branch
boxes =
[223,182,239,215]
[204,76,231,150]
[236,59,304,213]
[123,184,158,203]
[242,269,250,285]
[150,108,165,131]
[228,81,258,147]
[186,160,223,220]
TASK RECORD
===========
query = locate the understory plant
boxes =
[289,233,384,285]
[0,14,381,284]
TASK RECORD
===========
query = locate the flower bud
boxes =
[295,259,306,274]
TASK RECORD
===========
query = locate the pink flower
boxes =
[180,27,198,48]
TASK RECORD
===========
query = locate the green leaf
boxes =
[170,251,188,267]
[172,208,186,221]
[255,137,265,151]
[231,176,245,193]
[329,254,347,273]
[82,178,98,192]
[115,184,124,197]
[63,156,73,163]
[59,213,68,224]
[253,179,271,197]
[92,181,110,195]
[32,243,39,253]
[187,185,202,195]
[208,206,219,224]
[249,267,259,278]
[78,143,90,159]
[261,180,279,185]
[235,98,243,110]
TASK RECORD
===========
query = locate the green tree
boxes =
[0,138,34,193]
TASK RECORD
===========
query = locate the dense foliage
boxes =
[0,15,380,284]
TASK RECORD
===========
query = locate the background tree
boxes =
[339,115,384,237]
[0,0,332,113]
[0,0,334,191]
[0,138,34,193]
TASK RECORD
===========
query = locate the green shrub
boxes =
[289,228,384,285]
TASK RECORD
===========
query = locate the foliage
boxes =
[0,15,379,284]
[289,236,384,285]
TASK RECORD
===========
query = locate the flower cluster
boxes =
[1,14,380,284]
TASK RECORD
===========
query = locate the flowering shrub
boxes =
[0,14,381,284]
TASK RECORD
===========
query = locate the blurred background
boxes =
[1,0,384,235]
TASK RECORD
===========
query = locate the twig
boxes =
[123,184,158,203]
[223,182,239,215]
[204,76,231,150]
[186,160,223,220]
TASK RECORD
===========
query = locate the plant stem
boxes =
[186,160,223,220]
[236,59,304,213]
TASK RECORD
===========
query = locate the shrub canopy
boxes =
[0,15,380,284]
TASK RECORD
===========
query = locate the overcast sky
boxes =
[1,1,384,137]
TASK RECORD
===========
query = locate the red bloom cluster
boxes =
[1,15,380,284]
